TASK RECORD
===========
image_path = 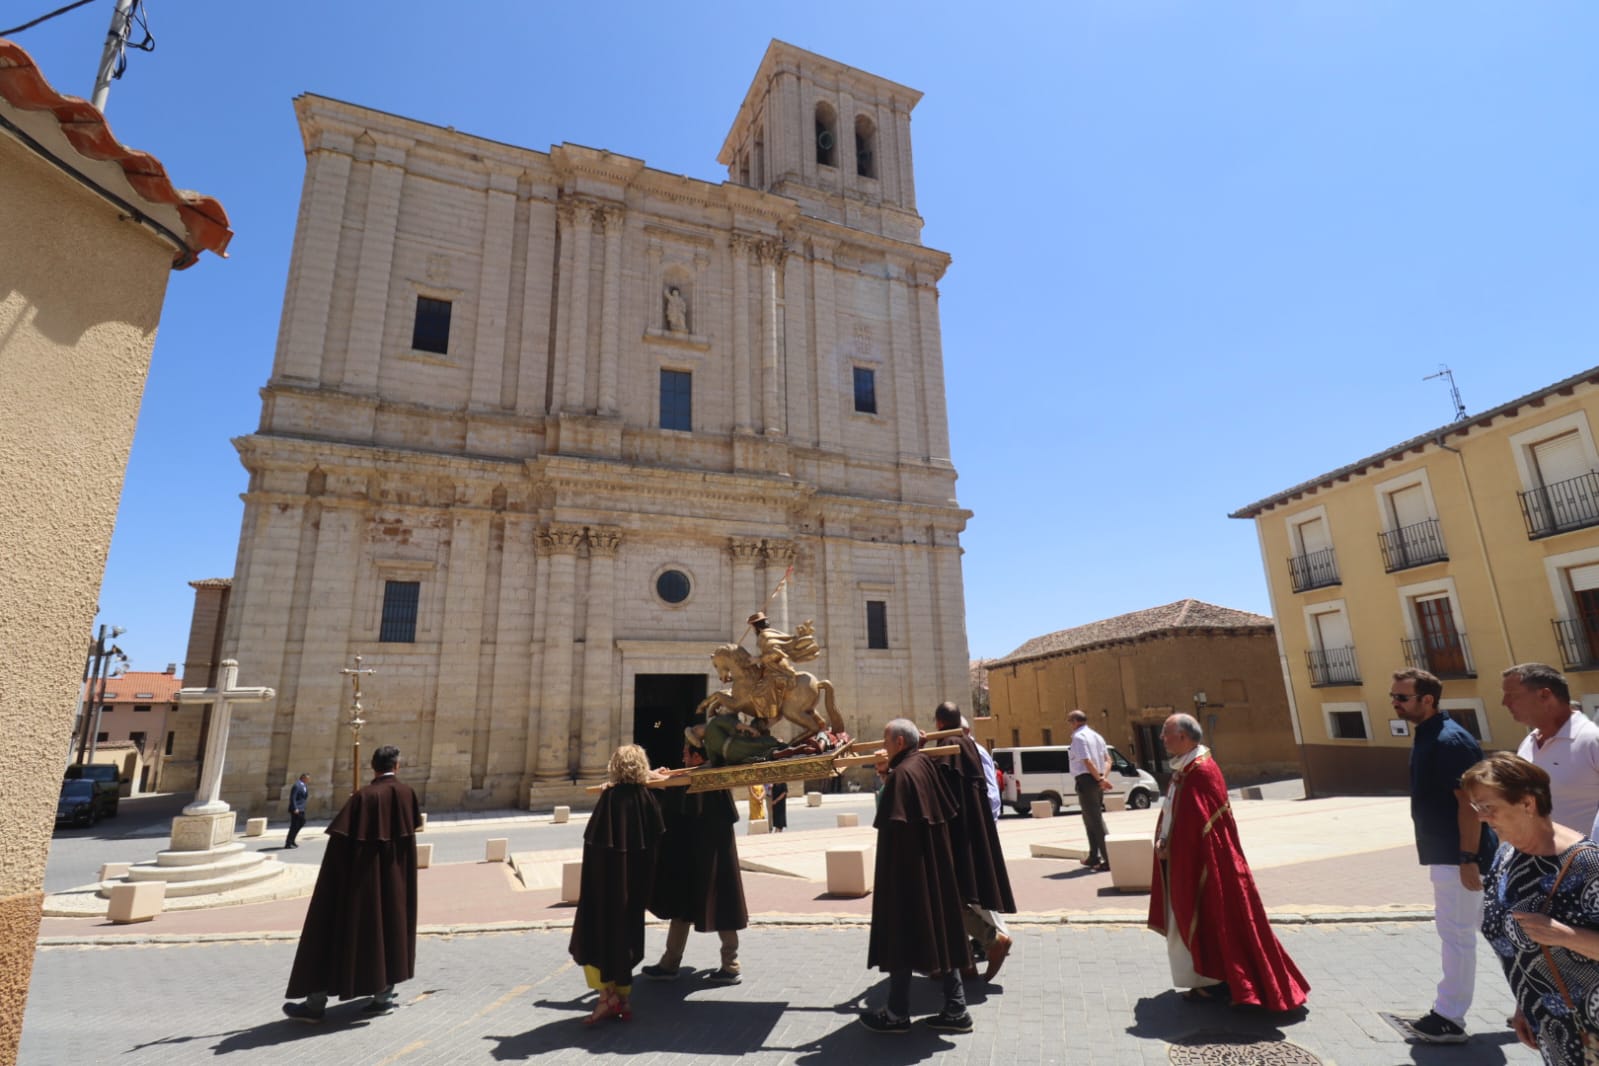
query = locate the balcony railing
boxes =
[1287,547,1340,593]
[1520,472,1599,539]
[1552,618,1599,671]
[1400,633,1476,679]
[1306,645,1361,687]
[1378,518,1448,572]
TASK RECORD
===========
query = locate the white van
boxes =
[990,745,1159,816]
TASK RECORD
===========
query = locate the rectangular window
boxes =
[411,296,452,355]
[866,599,888,649]
[164,731,175,756]
[96,732,108,743]
[129,731,147,750]
[1041,728,1054,746]
[853,367,877,414]
[1010,728,1021,747]
[1448,708,1483,741]
[380,580,421,643]
[660,369,692,431]
[134,704,152,713]
[1328,710,1368,739]
[1021,749,1071,774]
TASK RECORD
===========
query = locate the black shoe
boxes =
[925,1009,974,1033]
[361,999,395,1016]
[1410,1011,1467,1044]
[859,1008,910,1034]
[705,968,742,985]
[641,964,680,980]
[281,1001,324,1023]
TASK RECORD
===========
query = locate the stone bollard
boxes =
[836,812,859,828]
[245,817,267,837]
[1103,792,1128,813]
[416,843,433,869]
[825,847,874,897]
[485,838,509,863]
[1105,834,1155,893]
[1030,799,1055,819]
[107,881,165,924]
[1240,786,1265,801]
[561,861,582,903]
[806,791,823,807]
[748,818,769,835]
[99,862,131,882]
[418,812,428,831]
[552,806,570,824]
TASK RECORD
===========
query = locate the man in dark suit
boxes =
[286,773,310,848]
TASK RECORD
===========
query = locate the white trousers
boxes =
[1429,864,1483,1026]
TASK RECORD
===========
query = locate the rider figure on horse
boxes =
[747,612,818,707]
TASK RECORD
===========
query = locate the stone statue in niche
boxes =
[664,286,688,333]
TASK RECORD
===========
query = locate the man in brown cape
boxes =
[641,771,748,983]
[860,718,973,1035]
[933,701,1016,981]
[282,745,420,1022]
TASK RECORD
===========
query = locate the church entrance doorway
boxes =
[634,673,707,771]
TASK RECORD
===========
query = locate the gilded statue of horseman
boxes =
[696,611,846,743]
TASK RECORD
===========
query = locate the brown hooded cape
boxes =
[285,774,420,999]
[867,747,972,975]
[943,733,1016,913]
[647,786,748,932]
[568,782,666,984]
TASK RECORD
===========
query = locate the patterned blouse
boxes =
[1483,840,1599,1065]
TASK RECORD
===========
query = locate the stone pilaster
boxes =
[579,526,621,775]
[763,539,798,629]
[730,233,753,432]
[428,506,492,802]
[757,238,785,436]
[596,206,624,416]
[914,266,952,464]
[469,168,518,410]
[782,243,813,445]
[516,199,558,416]
[809,239,841,449]
[486,513,536,802]
[561,201,594,412]
[276,129,353,385]
[341,135,410,396]
[888,257,922,462]
[535,524,584,779]
[729,536,764,637]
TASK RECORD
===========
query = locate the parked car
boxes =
[63,762,121,817]
[991,745,1159,816]
[56,779,111,827]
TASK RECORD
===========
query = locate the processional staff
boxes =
[340,655,376,795]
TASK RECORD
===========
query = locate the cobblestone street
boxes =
[22,921,1531,1066]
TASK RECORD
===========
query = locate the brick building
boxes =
[216,41,971,815]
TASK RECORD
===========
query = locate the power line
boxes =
[1,0,98,37]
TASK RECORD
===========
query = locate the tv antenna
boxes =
[1423,364,1467,422]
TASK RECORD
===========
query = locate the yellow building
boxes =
[976,599,1299,785]
[1232,365,1599,796]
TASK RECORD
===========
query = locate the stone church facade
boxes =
[218,41,971,815]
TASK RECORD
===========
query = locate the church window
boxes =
[660,369,692,431]
[411,296,452,355]
[866,600,889,649]
[656,570,691,605]
[815,102,838,168]
[854,115,877,178]
[380,580,421,643]
[853,367,877,414]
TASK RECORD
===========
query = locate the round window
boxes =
[656,569,691,605]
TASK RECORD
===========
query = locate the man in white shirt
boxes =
[1067,710,1113,871]
[1505,662,1599,834]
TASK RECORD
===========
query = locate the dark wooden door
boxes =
[1415,598,1466,677]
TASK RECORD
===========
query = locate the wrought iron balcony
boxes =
[1400,633,1476,679]
[1552,618,1599,671]
[1378,518,1448,572]
[1520,472,1599,539]
[1287,547,1340,593]
[1306,645,1361,687]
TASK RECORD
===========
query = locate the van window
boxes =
[991,751,1013,773]
[1020,750,1071,774]
[1110,749,1135,774]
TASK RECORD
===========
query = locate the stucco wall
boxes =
[0,132,173,1060]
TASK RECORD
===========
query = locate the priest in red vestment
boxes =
[1148,713,1309,1012]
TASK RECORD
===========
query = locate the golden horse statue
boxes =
[698,643,846,741]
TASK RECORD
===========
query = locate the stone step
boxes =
[100,857,285,899]
[125,850,269,883]
[153,842,247,867]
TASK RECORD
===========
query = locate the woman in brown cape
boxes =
[568,745,666,1024]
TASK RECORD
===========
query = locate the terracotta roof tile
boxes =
[994,599,1275,665]
[0,37,230,268]
[89,670,184,702]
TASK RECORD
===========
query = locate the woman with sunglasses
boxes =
[1463,752,1599,1062]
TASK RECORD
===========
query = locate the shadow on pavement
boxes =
[1406,1029,1520,1065]
[124,1002,378,1056]
[1128,989,1308,1044]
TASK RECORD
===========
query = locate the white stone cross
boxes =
[174,659,275,816]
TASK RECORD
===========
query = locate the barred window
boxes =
[380,581,420,643]
[866,600,889,649]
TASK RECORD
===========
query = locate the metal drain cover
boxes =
[1168,1030,1322,1065]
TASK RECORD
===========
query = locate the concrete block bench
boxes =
[1030,799,1055,819]
[747,818,769,835]
[1106,834,1154,893]
[825,847,874,897]
[561,861,582,903]
[416,843,433,869]
[244,817,267,837]
[805,791,823,808]
[107,881,165,924]
[836,812,859,828]
[485,838,509,863]
[552,806,570,824]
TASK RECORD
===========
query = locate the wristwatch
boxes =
[1458,851,1479,864]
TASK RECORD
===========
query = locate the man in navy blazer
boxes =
[286,773,310,848]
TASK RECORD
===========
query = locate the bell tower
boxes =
[719,40,925,241]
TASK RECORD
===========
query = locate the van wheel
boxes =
[1127,789,1151,810]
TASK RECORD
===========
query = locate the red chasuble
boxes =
[1147,753,1309,1012]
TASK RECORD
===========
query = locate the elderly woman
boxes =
[1463,752,1599,1062]
[568,745,666,1025]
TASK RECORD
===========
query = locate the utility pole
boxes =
[89,0,136,112]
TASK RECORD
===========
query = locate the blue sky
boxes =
[14,2,1599,670]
